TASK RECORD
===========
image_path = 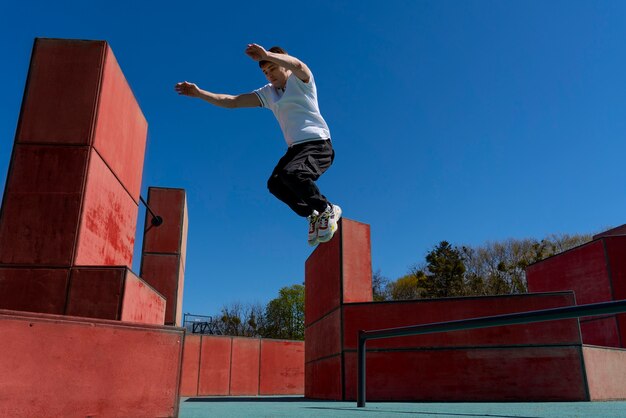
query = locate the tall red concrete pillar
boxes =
[304,219,372,399]
[140,187,188,326]
[0,38,149,316]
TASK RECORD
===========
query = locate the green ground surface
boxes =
[179,397,626,418]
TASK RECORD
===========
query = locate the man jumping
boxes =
[176,43,341,246]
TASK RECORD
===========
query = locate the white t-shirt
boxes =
[254,74,331,147]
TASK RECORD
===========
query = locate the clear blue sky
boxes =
[1,1,625,317]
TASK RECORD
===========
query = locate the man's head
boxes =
[259,46,290,89]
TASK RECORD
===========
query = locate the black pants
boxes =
[267,139,335,218]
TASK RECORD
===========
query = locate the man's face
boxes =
[261,63,290,89]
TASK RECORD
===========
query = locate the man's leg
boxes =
[267,148,313,217]
[278,140,334,214]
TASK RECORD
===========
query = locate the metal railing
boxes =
[357,299,626,407]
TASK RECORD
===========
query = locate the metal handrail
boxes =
[357,299,626,407]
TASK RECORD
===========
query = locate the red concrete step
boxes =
[0,266,166,325]
[0,308,183,418]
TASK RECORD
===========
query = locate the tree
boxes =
[387,271,427,300]
[217,302,264,337]
[372,269,391,301]
[423,241,466,298]
[262,284,305,340]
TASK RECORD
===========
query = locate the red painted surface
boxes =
[605,236,626,346]
[92,45,147,202]
[142,188,187,254]
[198,336,232,396]
[580,317,621,347]
[140,188,188,326]
[259,340,305,395]
[305,226,341,326]
[305,355,342,399]
[583,345,626,400]
[527,240,612,305]
[304,308,342,363]
[0,309,183,418]
[140,253,183,326]
[527,236,626,347]
[16,39,103,145]
[593,224,626,240]
[0,268,69,314]
[0,145,87,265]
[66,267,124,319]
[74,150,137,267]
[230,337,261,395]
[341,220,373,303]
[343,348,588,401]
[342,293,580,350]
[120,270,166,325]
[180,335,201,397]
[66,267,165,324]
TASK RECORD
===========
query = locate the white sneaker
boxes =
[307,210,320,246]
[317,204,342,243]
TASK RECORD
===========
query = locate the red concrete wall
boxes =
[0,268,69,314]
[180,335,305,397]
[0,145,87,265]
[583,346,626,400]
[343,347,588,401]
[180,335,201,397]
[304,218,613,401]
[230,337,261,395]
[0,38,151,323]
[259,340,305,395]
[140,187,187,326]
[197,336,232,396]
[0,39,146,271]
[0,309,183,418]
[527,236,626,347]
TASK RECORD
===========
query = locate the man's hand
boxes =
[245,43,268,62]
[175,81,201,98]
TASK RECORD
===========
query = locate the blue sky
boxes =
[1,1,625,317]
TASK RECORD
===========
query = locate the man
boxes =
[175,43,341,246]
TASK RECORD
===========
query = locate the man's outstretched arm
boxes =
[245,43,313,83]
[175,81,261,108]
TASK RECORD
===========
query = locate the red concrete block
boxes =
[527,240,612,305]
[583,345,626,400]
[120,270,166,325]
[142,188,188,255]
[140,253,184,326]
[230,337,261,395]
[342,293,580,350]
[73,150,138,267]
[66,267,165,324]
[305,355,342,400]
[304,308,341,363]
[341,220,373,303]
[16,39,103,145]
[605,237,626,344]
[593,224,626,240]
[198,336,232,396]
[305,225,341,325]
[0,309,183,418]
[343,347,588,401]
[0,145,87,265]
[259,340,305,395]
[91,45,147,202]
[66,267,125,319]
[0,268,69,314]
[180,334,201,397]
[580,317,621,347]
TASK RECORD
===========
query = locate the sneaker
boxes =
[317,204,342,243]
[307,210,320,246]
